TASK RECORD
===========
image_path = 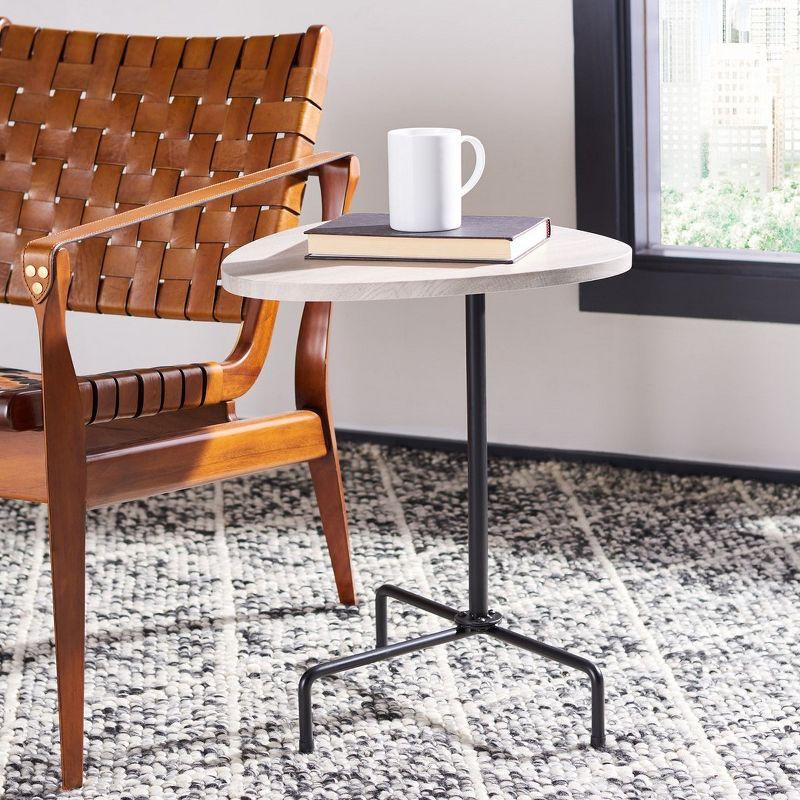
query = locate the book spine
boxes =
[304,254,515,264]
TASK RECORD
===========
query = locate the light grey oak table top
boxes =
[221,223,632,302]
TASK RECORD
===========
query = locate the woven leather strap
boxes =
[0,22,331,321]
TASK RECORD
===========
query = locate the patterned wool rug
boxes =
[0,442,797,799]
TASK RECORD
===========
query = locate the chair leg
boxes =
[46,485,86,790]
[309,450,356,605]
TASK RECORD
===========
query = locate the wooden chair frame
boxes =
[0,20,360,790]
[1,150,360,791]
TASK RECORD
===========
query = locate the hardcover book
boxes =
[305,213,551,263]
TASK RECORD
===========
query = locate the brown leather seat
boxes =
[0,19,360,791]
[0,362,213,431]
[0,367,44,429]
[0,21,339,435]
[0,367,43,430]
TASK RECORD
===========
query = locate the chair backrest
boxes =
[0,21,330,321]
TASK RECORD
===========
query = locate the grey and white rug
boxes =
[0,442,798,799]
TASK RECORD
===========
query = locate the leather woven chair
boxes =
[0,20,359,789]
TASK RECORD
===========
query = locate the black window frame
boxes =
[574,0,800,324]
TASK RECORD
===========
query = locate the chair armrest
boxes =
[21,150,357,305]
[216,151,360,409]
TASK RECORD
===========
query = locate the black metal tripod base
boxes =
[298,583,606,754]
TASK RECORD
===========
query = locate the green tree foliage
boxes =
[661,180,800,253]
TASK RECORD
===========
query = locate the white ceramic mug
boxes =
[388,127,485,231]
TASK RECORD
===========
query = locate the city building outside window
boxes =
[574,0,800,323]
[660,0,800,252]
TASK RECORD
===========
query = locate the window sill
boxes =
[580,261,800,324]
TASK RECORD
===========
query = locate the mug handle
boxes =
[460,135,486,196]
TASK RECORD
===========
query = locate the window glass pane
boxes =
[659,0,800,253]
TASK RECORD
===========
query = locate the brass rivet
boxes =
[24,265,35,278]
[31,282,43,295]
[37,266,48,279]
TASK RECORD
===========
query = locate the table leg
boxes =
[299,627,475,753]
[486,626,605,748]
[297,293,606,753]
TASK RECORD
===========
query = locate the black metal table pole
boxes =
[467,293,489,616]
[455,293,501,630]
[298,293,605,754]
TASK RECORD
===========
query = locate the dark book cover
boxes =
[306,213,550,240]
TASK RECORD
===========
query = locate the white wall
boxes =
[3,0,800,469]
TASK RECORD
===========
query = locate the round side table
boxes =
[222,223,632,754]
